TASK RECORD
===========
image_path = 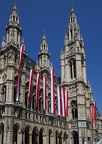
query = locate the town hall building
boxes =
[0,3,102,144]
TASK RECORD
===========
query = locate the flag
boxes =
[28,68,34,105]
[94,102,96,119]
[51,68,55,113]
[36,73,41,107]
[90,106,94,126]
[65,90,68,117]
[61,88,65,117]
[43,77,47,110]
[16,45,24,101]
[57,85,61,116]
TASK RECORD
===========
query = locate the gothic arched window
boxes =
[14,76,18,102]
[48,92,51,113]
[32,85,36,110]
[25,81,29,108]
[39,88,43,113]
[71,100,78,119]
[2,85,6,102]
[73,131,79,144]
[69,59,76,80]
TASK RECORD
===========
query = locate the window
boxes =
[71,100,78,119]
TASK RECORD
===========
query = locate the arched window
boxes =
[14,76,18,102]
[2,85,6,102]
[32,85,36,110]
[73,131,79,144]
[49,129,52,144]
[39,88,43,112]
[13,123,19,144]
[25,81,29,108]
[56,131,60,144]
[0,123,4,144]
[32,127,39,144]
[69,59,76,80]
[48,92,51,113]
[39,128,44,144]
[25,126,30,144]
[70,28,73,40]
[71,100,78,119]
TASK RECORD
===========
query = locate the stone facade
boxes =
[0,4,102,144]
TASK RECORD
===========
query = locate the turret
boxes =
[38,34,51,69]
[5,3,22,46]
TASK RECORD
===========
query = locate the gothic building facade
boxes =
[0,4,102,144]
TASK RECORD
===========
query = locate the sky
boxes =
[0,0,102,113]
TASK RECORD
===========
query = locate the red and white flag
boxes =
[61,88,65,117]
[94,102,96,119]
[16,45,24,101]
[57,85,61,116]
[28,68,34,105]
[65,90,68,117]
[36,73,41,107]
[51,68,55,113]
[43,77,47,110]
[90,106,94,126]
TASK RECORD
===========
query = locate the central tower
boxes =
[60,7,87,84]
[60,7,90,144]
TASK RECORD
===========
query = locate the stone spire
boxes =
[38,34,51,69]
[6,3,22,46]
[60,6,87,84]
[67,7,80,42]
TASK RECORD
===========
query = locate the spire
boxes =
[38,34,51,69]
[67,6,80,42]
[40,34,48,51]
[5,4,22,46]
[9,3,19,24]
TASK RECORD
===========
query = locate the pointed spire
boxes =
[38,34,51,69]
[40,34,48,51]
[12,3,18,14]
[6,4,22,46]
[67,6,80,42]
[9,3,19,24]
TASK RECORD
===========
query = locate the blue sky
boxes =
[0,0,102,113]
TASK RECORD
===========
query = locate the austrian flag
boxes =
[36,73,41,107]
[51,68,55,113]
[43,77,47,110]
[16,45,24,101]
[28,68,34,104]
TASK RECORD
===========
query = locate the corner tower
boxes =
[5,3,22,46]
[60,7,87,84]
[38,34,51,69]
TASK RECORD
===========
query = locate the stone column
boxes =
[20,73,26,105]
[61,137,64,144]
[37,134,39,144]
[0,133,2,144]
[17,132,22,144]
[57,137,59,144]
[69,136,73,144]
[43,135,47,144]
[50,135,53,144]
[29,134,32,144]
[65,64,69,82]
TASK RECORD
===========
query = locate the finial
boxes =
[43,29,46,35]
[71,0,74,9]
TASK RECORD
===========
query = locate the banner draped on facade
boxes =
[36,73,41,107]
[43,77,47,110]
[28,68,34,105]
[16,45,24,101]
[51,68,55,113]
